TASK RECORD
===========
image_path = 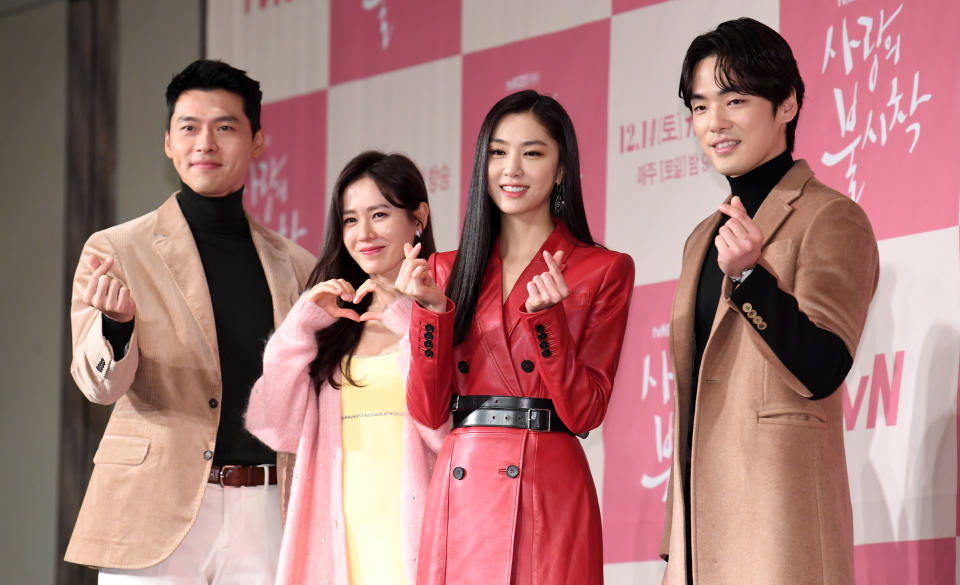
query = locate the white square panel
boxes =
[845,227,960,544]
[207,0,330,103]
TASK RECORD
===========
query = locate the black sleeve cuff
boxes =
[730,265,852,399]
[102,315,134,361]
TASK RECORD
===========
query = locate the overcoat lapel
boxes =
[152,194,220,365]
[670,211,723,398]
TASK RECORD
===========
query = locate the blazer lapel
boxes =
[152,194,219,363]
[474,249,523,392]
[248,217,301,327]
[502,222,576,339]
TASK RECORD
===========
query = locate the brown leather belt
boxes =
[208,465,277,487]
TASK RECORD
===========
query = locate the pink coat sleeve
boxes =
[246,294,334,452]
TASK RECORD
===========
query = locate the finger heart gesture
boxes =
[307,279,383,322]
[83,254,136,322]
[394,242,446,312]
[715,196,764,278]
[524,250,569,313]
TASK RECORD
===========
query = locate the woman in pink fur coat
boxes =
[246,151,447,585]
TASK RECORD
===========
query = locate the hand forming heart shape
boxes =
[307,278,387,322]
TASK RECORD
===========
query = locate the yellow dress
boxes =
[341,352,407,585]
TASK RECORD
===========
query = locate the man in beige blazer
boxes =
[660,19,879,585]
[65,60,315,584]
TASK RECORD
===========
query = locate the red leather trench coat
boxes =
[406,223,634,585]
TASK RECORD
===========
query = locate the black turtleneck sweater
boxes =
[104,183,277,466]
[683,151,852,583]
[176,183,276,466]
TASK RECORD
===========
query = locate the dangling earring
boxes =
[414,222,423,244]
[552,182,566,215]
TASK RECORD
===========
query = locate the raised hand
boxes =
[524,250,569,313]
[307,279,364,321]
[82,255,136,322]
[351,278,396,322]
[394,242,446,312]
[716,196,763,278]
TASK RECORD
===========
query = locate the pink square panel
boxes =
[781,0,960,240]
[602,280,676,562]
[612,0,670,15]
[461,19,611,241]
[329,0,461,85]
[246,90,327,255]
[854,539,955,585]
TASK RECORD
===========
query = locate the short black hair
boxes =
[165,59,263,135]
[679,18,805,154]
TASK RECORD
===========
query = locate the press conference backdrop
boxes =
[207,1,960,582]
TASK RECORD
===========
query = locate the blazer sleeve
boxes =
[405,253,457,430]
[246,293,334,452]
[520,252,635,434]
[70,231,140,405]
[727,196,879,398]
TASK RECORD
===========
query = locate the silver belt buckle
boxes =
[527,408,551,432]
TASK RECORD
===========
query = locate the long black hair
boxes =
[307,151,436,390]
[446,90,595,345]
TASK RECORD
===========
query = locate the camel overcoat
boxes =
[661,161,879,585]
[65,194,315,569]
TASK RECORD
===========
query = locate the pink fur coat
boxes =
[246,293,447,585]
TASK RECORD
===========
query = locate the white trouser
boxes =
[99,483,282,585]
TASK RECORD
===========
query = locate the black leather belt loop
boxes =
[449,394,586,437]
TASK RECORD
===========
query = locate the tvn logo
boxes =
[842,351,905,430]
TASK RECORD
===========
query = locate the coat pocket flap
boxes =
[757,408,826,427]
[93,435,150,465]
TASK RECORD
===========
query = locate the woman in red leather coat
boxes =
[396,90,634,584]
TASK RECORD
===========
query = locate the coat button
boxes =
[424,331,433,340]
[424,339,433,348]
[452,466,465,480]
[535,324,545,333]
[537,331,547,340]
[203,450,213,461]
[742,302,753,312]
[521,360,534,373]
[539,340,550,350]
[506,465,520,478]
[208,398,218,408]
[425,323,434,332]
[457,361,469,373]
[425,349,434,358]
[542,349,552,358]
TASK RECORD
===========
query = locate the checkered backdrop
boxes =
[207,1,960,582]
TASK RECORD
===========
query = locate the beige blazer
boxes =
[661,161,879,585]
[65,194,316,569]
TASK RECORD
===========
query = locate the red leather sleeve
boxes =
[404,253,457,429]
[520,252,635,434]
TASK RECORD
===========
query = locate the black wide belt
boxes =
[450,394,584,437]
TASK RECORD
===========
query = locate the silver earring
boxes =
[552,183,565,215]
[415,227,422,238]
